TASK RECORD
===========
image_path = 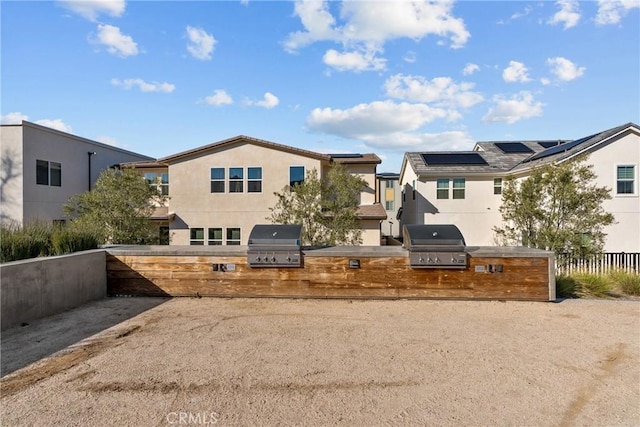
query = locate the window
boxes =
[617,166,635,195]
[37,160,61,186]
[145,172,169,195]
[226,227,241,245]
[290,166,305,187]
[248,167,262,193]
[159,227,170,245]
[385,200,394,211]
[436,179,449,199]
[208,228,223,245]
[494,178,502,195]
[229,167,243,193]
[190,228,204,245]
[385,180,395,188]
[210,168,225,193]
[453,179,465,199]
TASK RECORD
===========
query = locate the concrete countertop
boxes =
[104,245,553,258]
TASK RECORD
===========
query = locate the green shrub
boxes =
[50,227,99,255]
[0,222,53,263]
[608,270,640,296]
[556,275,579,298]
[573,273,612,297]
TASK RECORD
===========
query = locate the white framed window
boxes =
[229,167,243,193]
[190,228,204,245]
[208,228,223,245]
[452,178,465,199]
[436,179,449,199]
[385,180,395,188]
[494,178,502,195]
[226,227,241,245]
[210,168,225,193]
[248,167,262,193]
[144,172,169,196]
[385,200,394,211]
[616,165,636,195]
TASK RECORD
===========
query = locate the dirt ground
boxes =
[1,297,639,426]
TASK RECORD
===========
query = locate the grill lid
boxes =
[248,224,302,248]
[403,224,466,249]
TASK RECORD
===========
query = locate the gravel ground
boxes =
[1,297,639,426]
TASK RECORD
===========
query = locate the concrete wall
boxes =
[1,250,107,331]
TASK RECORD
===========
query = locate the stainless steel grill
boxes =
[403,224,468,269]
[247,224,303,268]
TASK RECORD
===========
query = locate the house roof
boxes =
[356,203,388,220]
[120,160,168,169]
[403,122,639,177]
[158,135,331,163]
[330,153,382,165]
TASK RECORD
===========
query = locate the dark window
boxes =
[248,167,262,193]
[159,226,170,245]
[160,172,169,196]
[290,166,305,187]
[190,228,204,245]
[36,160,49,185]
[226,227,241,245]
[210,168,225,193]
[452,178,465,199]
[494,178,502,195]
[385,200,394,210]
[50,162,61,186]
[436,179,449,199]
[229,167,243,193]
[208,228,223,245]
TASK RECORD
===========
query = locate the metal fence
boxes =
[556,252,640,275]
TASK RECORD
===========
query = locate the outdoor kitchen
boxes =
[106,224,556,301]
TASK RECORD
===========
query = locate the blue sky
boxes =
[2,0,638,173]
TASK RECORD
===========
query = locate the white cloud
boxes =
[497,5,533,24]
[284,0,469,72]
[384,74,483,108]
[0,112,72,133]
[246,92,279,109]
[57,0,125,22]
[322,48,386,72]
[359,130,475,151]
[462,63,480,76]
[1,112,29,124]
[595,0,640,25]
[204,90,233,106]
[307,100,456,138]
[111,78,175,93]
[548,0,581,29]
[546,57,585,81]
[186,26,216,61]
[502,61,531,83]
[403,51,417,64]
[35,119,74,133]
[483,91,543,124]
[93,24,139,57]
[96,135,125,148]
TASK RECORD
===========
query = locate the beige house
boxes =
[129,135,386,246]
[0,121,154,227]
[399,122,640,252]
[376,172,401,239]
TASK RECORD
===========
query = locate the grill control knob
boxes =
[255,256,261,262]
[427,257,433,263]
[434,257,440,263]
[418,256,425,263]
[271,256,277,263]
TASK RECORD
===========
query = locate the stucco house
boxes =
[126,135,387,246]
[399,122,640,252]
[0,121,154,227]
[376,172,401,239]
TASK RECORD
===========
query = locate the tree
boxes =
[268,163,367,246]
[493,156,615,258]
[64,167,166,244]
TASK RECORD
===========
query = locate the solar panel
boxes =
[524,133,598,163]
[538,141,562,149]
[495,142,533,153]
[422,153,488,165]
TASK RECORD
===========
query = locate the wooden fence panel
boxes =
[556,252,639,275]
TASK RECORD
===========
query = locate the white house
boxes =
[399,122,640,252]
[0,121,154,227]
